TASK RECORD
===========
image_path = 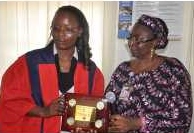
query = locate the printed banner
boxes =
[118,1,133,39]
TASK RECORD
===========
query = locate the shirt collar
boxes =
[53,43,78,59]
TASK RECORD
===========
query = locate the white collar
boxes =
[53,43,78,59]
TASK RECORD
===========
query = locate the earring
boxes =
[150,47,155,59]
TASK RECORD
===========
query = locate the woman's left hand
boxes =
[108,114,142,133]
[70,128,97,133]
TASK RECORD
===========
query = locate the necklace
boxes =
[60,66,65,72]
[60,56,73,70]
[59,61,71,73]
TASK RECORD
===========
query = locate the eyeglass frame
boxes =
[127,35,156,46]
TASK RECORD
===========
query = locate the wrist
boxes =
[127,117,142,131]
[40,106,50,117]
[134,117,143,129]
[27,106,50,118]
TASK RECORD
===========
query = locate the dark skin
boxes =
[27,11,95,133]
[109,115,142,133]
[109,24,164,133]
[129,24,155,59]
[52,11,82,73]
[27,11,82,118]
[129,24,164,74]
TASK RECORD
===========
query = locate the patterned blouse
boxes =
[105,57,192,133]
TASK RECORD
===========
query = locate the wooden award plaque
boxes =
[61,93,109,133]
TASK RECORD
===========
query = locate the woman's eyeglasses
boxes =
[127,36,155,45]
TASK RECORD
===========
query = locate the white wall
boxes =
[102,2,118,85]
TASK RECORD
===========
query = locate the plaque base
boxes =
[61,93,109,133]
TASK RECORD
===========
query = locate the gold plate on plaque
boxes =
[61,93,110,133]
[75,105,96,122]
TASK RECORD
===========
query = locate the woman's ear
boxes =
[78,28,83,37]
[153,38,159,48]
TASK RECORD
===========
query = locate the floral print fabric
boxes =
[136,14,168,49]
[105,57,192,133]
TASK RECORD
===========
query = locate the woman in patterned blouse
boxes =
[106,14,192,133]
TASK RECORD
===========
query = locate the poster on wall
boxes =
[132,1,183,41]
[118,1,133,39]
[118,1,183,41]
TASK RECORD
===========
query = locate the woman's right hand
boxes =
[27,95,65,118]
[43,95,65,117]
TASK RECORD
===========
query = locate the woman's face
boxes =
[51,12,82,50]
[128,24,156,59]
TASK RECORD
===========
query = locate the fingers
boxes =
[71,128,97,133]
[46,96,65,116]
[109,125,126,133]
[109,115,131,133]
[58,95,65,104]
[108,126,120,133]
[111,114,122,120]
[110,114,122,126]
[57,96,65,115]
